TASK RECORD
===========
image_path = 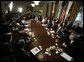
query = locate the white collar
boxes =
[70,40,74,44]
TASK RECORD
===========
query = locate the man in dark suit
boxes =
[51,19,58,31]
[63,30,83,61]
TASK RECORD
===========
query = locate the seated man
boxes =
[58,27,69,39]
[35,16,38,21]
[51,19,58,31]
[47,19,52,29]
[63,30,83,61]
[41,17,47,24]
[21,17,27,24]
[38,15,42,22]
[56,23,62,33]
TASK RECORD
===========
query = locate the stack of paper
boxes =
[24,28,29,30]
[42,24,47,26]
[30,47,41,55]
[60,52,73,61]
[50,31,55,33]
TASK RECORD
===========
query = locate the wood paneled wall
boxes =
[53,1,59,17]
[45,3,49,17]
[50,2,53,17]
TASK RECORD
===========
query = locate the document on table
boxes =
[42,24,47,26]
[50,30,55,33]
[30,47,41,55]
[24,28,29,30]
[60,52,73,61]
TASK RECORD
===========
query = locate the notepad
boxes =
[24,28,29,30]
[42,24,47,26]
[60,52,73,61]
[25,24,28,26]
[47,31,50,35]
[6,32,12,35]
[50,31,55,33]
[30,47,41,55]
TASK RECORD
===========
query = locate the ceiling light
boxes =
[18,7,23,13]
[31,4,35,7]
[33,1,40,5]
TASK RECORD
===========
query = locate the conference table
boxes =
[26,20,68,61]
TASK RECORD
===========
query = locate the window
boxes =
[73,6,83,28]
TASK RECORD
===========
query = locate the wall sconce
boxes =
[9,2,13,11]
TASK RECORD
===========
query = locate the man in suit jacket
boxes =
[63,30,83,61]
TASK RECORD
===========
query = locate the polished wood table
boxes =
[28,20,66,61]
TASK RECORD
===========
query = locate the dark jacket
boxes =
[65,36,83,61]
